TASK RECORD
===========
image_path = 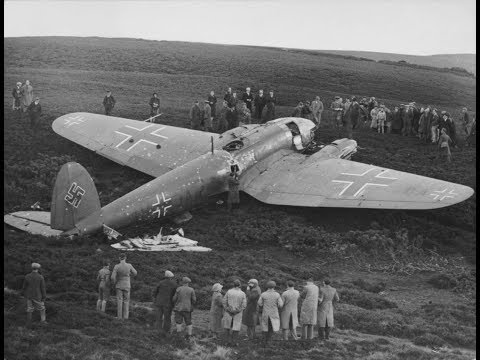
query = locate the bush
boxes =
[340,288,397,310]
[428,274,457,289]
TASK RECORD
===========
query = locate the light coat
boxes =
[111,261,137,290]
[222,287,246,331]
[280,288,299,330]
[210,291,224,332]
[21,84,33,107]
[317,285,340,328]
[299,282,319,325]
[257,289,284,332]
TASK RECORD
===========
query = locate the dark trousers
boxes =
[105,106,113,115]
[156,305,173,334]
[255,105,265,121]
[29,115,40,129]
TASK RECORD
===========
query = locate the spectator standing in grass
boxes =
[242,87,254,113]
[23,262,47,328]
[444,112,457,148]
[12,82,22,116]
[370,105,379,131]
[254,89,267,121]
[243,279,262,340]
[301,101,313,120]
[280,280,300,341]
[349,97,361,131]
[222,279,247,346]
[224,87,233,105]
[27,97,42,129]
[103,90,116,115]
[149,92,161,117]
[21,79,34,113]
[465,116,476,147]
[461,107,470,135]
[317,279,340,340]
[438,128,452,163]
[209,283,224,339]
[367,97,377,122]
[208,91,217,122]
[292,102,303,117]
[238,102,251,125]
[203,101,213,132]
[265,90,277,122]
[173,277,196,338]
[153,270,177,337]
[430,109,440,143]
[96,260,111,313]
[258,280,284,345]
[217,100,229,133]
[230,92,239,128]
[376,105,387,134]
[331,96,344,130]
[391,106,402,134]
[311,96,324,126]
[189,100,202,130]
[299,277,319,340]
[111,253,137,320]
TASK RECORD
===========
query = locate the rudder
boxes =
[50,162,101,232]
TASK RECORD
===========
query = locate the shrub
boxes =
[340,288,397,310]
[428,274,457,289]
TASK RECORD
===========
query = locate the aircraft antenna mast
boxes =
[211,136,214,154]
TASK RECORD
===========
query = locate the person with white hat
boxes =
[209,283,224,339]
[153,270,177,336]
[22,262,47,327]
[173,276,196,338]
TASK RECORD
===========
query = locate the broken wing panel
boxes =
[52,112,219,178]
[241,154,474,210]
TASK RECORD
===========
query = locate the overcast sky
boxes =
[4,0,476,55]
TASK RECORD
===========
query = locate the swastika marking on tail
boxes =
[65,182,86,208]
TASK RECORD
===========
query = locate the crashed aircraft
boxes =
[4,113,474,240]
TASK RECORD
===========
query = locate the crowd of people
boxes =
[11,80,42,128]
[22,255,340,345]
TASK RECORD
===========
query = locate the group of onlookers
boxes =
[11,80,42,128]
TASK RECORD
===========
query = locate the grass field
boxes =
[3,37,476,360]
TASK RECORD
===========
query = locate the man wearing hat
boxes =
[299,277,319,339]
[254,89,266,121]
[317,279,340,340]
[22,262,47,327]
[241,87,254,113]
[257,280,284,344]
[209,283,224,339]
[280,280,300,340]
[12,82,22,116]
[189,100,202,130]
[222,279,247,345]
[153,270,177,336]
[27,97,42,129]
[149,92,161,118]
[103,90,116,115]
[172,276,196,338]
[264,90,276,122]
[243,279,262,339]
[111,253,137,320]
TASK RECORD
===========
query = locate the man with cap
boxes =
[149,92,161,118]
[280,280,300,340]
[27,97,42,129]
[103,90,116,115]
[265,90,277,122]
[22,262,47,327]
[111,253,137,320]
[96,260,111,313]
[12,82,23,116]
[209,283,224,339]
[189,100,202,130]
[317,279,340,340]
[254,89,267,122]
[243,279,262,339]
[222,279,247,345]
[173,276,196,338]
[153,270,177,336]
[299,277,319,339]
[203,100,213,132]
[242,87,254,113]
[257,280,284,344]
[311,96,324,126]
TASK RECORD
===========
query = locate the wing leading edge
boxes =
[240,151,474,210]
[52,112,219,178]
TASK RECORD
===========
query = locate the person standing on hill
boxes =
[465,116,476,147]
[391,106,402,134]
[203,101,213,132]
[224,87,233,105]
[208,90,217,122]
[265,90,277,122]
[149,92,161,118]
[27,97,42,129]
[292,102,303,117]
[12,82,23,116]
[376,105,387,134]
[280,280,300,340]
[438,128,452,163]
[189,100,202,130]
[21,80,34,113]
[444,112,457,148]
[209,283,224,339]
[23,262,47,328]
[367,97,377,122]
[111,253,137,320]
[254,89,267,122]
[217,100,229,133]
[311,96,324,126]
[96,260,111,313]
[331,96,344,131]
[230,92,239,128]
[173,276,197,339]
[430,109,440,143]
[243,279,262,340]
[317,279,340,340]
[258,280,284,345]
[153,270,177,337]
[299,277,319,340]
[242,87,254,113]
[103,90,116,115]
[370,105,379,131]
[301,101,313,120]
[222,279,247,346]
[238,102,251,126]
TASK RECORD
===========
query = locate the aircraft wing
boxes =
[240,150,474,209]
[52,113,219,177]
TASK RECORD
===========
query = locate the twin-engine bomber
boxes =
[4,113,474,237]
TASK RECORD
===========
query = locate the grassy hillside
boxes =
[3,37,477,360]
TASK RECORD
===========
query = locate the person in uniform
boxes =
[222,279,246,346]
[265,90,276,122]
[96,260,111,313]
[173,277,196,338]
[149,92,161,118]
[311,96,324,126]
[27,97,42,129]
[257,280,284,344]
[242,87,254,113]
[153,270,177,336]
[280,280,300,340]
[111,253,137,320]
[209,283,224,339]
[243,279,262,340]
[254,89,266,121]
[299,277,319,339]
[189,100,202,130]
[23,262,47,327]
[103,90,116,115]
[317,279,340,340]
[21,79,34,113]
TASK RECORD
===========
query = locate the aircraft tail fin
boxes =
[50,162,102,232]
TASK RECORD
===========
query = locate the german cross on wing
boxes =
[114,124,168,152]
[331,167,397,198]
[151,192,172,218]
